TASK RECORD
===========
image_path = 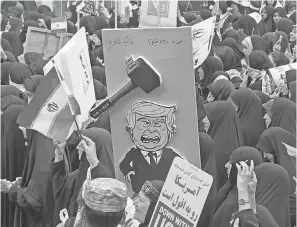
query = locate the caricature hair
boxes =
[125,101,176,141]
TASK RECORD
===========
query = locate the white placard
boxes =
[44,27,95,121]
[148,157,213,227]
[269,63,297,88]
[192,17,216,69]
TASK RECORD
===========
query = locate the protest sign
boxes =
[148,157,213,227]
[192,17,216,69]
[23,27,73,59]
[269,63,297,89]
[139,0,178,28]
[102,27,200,195]
[81,0,96,15]
[76,0,95,15]
[44,27,95,122]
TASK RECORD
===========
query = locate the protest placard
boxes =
[76,0,95,15]
[139,0,178,28]
[192,17,216,69]
[44,27,95,122]
[269,63,297,89]
[23,27,73,59]
[81,0,96,15]
[148,157,213,227]
[102,27,200,195]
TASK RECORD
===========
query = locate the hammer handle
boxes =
[89,81,136,119]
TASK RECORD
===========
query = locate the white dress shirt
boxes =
[141,150,163,165]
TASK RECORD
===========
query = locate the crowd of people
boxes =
[0,0,297,227]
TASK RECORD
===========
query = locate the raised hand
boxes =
[53,140,66,162]
[79,135,99,168]
[236,160,254,191]
[247,171,257,195]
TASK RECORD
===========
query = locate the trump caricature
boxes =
[119,100,179,193]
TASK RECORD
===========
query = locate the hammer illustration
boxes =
[89,56,162,119]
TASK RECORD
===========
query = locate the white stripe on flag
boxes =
[31,84,68,136]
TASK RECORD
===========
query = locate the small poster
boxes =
[192,17,216,69]
[147,1,170,18]
[269,63,297,89]
[148,157,213,227]
[139,0,178,28]
[23,27,73,59]
[102,27,200,195]
[81,0,95,15]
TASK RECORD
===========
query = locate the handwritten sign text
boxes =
[104,35,134,50]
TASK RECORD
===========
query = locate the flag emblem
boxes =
[17,67,81,142]
[47,102,59,112]
[51,17,67,34]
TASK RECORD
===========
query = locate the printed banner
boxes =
[148,157,213,227]
[139,0,178,28]
[192,17,216,69]
[102,27,200,195]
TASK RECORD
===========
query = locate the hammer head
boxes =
[126,56,162,93]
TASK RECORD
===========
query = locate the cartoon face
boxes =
[132,114,169,152]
